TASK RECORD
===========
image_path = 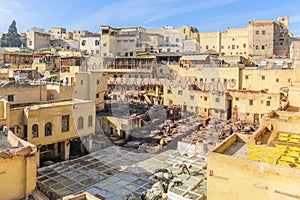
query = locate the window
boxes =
[130,52,133,56]
[103,43,107,47]
[97,80,100,85]
[88,115,93,127]
[81,40,86,46]
[204,97,207,101]
[81,80,83,85]
[262,76,265,80]
[95,40,100,46]
[235,97,239,101]
[190,96,194,100]
[178,90,183,95]
[266,101,271,106]
[245,75,249,80]
[117,52,121,56]
[262,45,265,50]
[125,52,128,57]
[228,46,230,49]
[62,115,70,132]
[276,78,279,83]
[215,98,220,103]
[7,95,14,102]
[256,30,259,35]
[96,93,99,98]
[232,45,235,49]
[249,99,253,106]
[32,124,38,138]
[221,46,224,49]
[167,89,172,94]
[45,122,52,136]
[243,44,246,48]
[237,45,239,49]
[206,45,209,50]
[166,37,169,42]
[78,117,84,130]
[167,48,171,52]
[169,70,173,73]
[176,38,179,42]
[262,30,266,35]
[160,69,163,73]
[255,45,259,50]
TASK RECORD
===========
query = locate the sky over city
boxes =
[1,0,300,36]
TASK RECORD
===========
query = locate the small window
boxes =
[103,53,107,56]
[178,90,183,95]
[235,97,239,101]
[62,115,70,132]
[97,80,100,85]
[130,52,133,56]
[81,80,83,85]
[45,122,52,136]
[96,93,99,98]
[276,78,279,83]
[255,45,259,50]
[232,45,235,49]
[256,30,259,35]
[176,38,179,42]
[215,98,220,103]
[190,96,194,100]
[262,76,265,80]
[221,46,224,49]
[266,101,271,106]
[228,46,230,49]
[204,97,207,101]
[7,95,14,102]
[262,30,266,35]
[88,115,93,127]
[262,45,265,50]
[103,43,107,47]
[243,44,246,48]
[95,40,100,46]
[32,124,38,138]
[167,89,172,94]
[81,40,86,46]
[166,37,169,42]
[206,45,209,50]
[249,99,253,106]
[245,75,249,80]
[78,117,84,130]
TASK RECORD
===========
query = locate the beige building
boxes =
[72,30,92,40]
[73,71,107,111]
[0,83,47,105]
[147,25,200,53]
[100,26,150,57]
[25,28,51,50]
[20,99,95,167]
[0,52,33,68]
[0,126,37,200]
[50,27,68,40]
[199,16,291,64]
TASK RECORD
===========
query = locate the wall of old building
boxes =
[0,84,47,104]
[0,129,37,200]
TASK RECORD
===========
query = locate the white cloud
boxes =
[0,7,11,13]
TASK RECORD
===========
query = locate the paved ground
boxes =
[37,145,207,199]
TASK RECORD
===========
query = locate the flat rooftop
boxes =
[220,133,300,170]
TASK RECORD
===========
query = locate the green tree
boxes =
[1,20,22,47]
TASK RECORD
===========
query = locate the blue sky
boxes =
[1,0,300,36]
